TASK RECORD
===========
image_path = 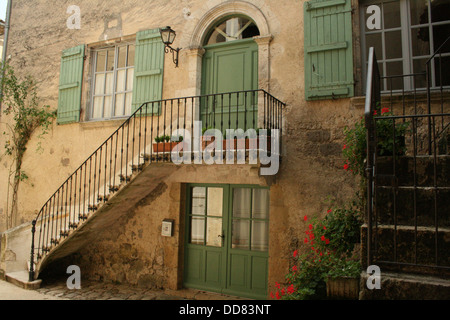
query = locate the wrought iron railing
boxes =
[28,89,285,281]
[365,45,450,274]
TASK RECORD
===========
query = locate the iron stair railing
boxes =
[28,89,285,281]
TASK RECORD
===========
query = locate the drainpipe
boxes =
[0,0,12,113]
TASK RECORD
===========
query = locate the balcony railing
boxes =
[28,89,285,281]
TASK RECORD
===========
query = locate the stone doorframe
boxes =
[185,1,273,128]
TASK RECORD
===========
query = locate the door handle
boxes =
[218,234,225,238]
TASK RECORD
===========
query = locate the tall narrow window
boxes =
[91,44,135,120]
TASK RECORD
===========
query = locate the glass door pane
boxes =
[206,217,223,247]
[232,220,249,249]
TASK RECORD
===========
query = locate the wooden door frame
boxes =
[183,183,270,299]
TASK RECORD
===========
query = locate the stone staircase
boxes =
[1,154,179,289]
[360,154,450,299]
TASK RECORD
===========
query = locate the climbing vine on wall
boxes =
[1,62,56,228]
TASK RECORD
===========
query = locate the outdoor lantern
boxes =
[160,26,181,67]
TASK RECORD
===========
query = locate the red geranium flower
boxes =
[287,284,295,294]
[381,107,390,114]
[303,215,308,222]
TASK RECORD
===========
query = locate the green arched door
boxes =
[201,19,259,133]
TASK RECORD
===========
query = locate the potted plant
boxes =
[326,254,361,300]
[343,106,409,176]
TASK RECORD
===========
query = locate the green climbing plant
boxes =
[1,62,56,228]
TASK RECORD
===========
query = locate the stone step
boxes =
[376,155,450,188]
[364,224,450,270]
[360,271,450,299]
[5,271,42,290]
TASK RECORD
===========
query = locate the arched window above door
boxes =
[205,16,260,45]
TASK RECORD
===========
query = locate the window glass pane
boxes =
[252,189,269,219]
[115,93,125,117]
[251,221,268,252]
[410,0,429,26]
[433,24,450,53]
[206,217,222,247]
[206,17,259,45]
[94,73,105,95]
[127,45,135,66]
[412,58,428,88]
[207,188,223,217]
[232,219,249,249]
[106,48,115,71]
[365,33,383,60]
[385,31,402,59]
[103,96,112,118]
[383,1,401,29]
[385,61,404,90]
[192,187,206,215]
[190,217,205,245]
[117,46,127,68]
[96,51,106,72]
[92,97,103,119]
[125,93,133,115]
[105,73,114,95]
[411,26,430,56]
[233,188,251,218]
[431,1,450,23]
[126,69,134,91]
[116,69,126,92]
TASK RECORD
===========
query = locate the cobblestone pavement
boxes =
[34,278,249,301]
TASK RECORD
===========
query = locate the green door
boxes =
[184,184,269,299]
[201,39,259,132]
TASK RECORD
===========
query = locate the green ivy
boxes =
[1,62,56,228]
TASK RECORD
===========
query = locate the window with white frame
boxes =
[90,44,135,120]
[360,0,450,92]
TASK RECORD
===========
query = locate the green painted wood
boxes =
[304,0,354,100]
[57,45,85,124]
[184,185,229,291]
[131,28,164,114]
[184,184,269,300]
[201,39,258,132]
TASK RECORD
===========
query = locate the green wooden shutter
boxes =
[57,45,85,124]
[131,28,165,114]
[304,0,354,100]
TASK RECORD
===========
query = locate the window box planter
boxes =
[152,141,182,153]
[153,135,183,153]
